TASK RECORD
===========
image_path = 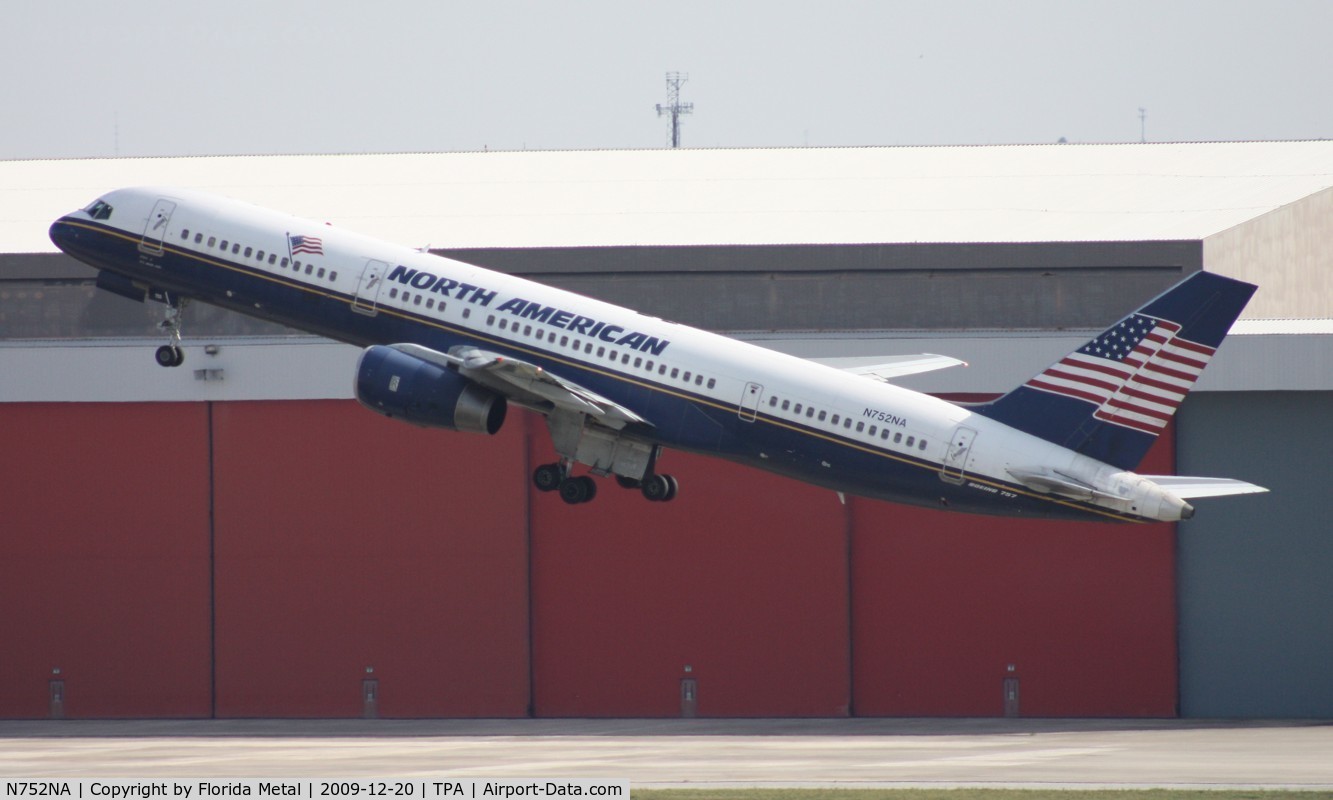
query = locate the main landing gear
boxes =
[154,296,188,368]
[532,462,678,505]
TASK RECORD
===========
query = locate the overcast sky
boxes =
[6,0,1331,159]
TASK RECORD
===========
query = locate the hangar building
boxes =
[1,141,1330,719]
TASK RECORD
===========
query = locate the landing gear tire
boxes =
[532,463,564,493]
[641,474,678,502]
[155,345,184,368]
[558,475,597,505]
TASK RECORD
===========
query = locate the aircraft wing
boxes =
[386,343,648,429]
[817,354,967,382]
[1140,476,1270,498]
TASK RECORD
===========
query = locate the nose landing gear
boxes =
[154,296,188,367]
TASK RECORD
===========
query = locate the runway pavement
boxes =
[1,718,1330,790]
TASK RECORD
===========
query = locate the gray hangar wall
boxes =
[1177,391,1333,718]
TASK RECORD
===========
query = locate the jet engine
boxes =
[354,345,506,434]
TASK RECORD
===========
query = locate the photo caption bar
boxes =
[0,781,629,800]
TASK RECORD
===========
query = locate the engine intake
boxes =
[355,345,506,434]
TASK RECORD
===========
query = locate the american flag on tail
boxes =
[1024,313,1216,434]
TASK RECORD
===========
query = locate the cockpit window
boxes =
[85,200,114,220]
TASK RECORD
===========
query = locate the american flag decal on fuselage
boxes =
[289,234,323,256]
[1024,313,1215,434]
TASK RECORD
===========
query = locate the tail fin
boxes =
[973,271,1257,470]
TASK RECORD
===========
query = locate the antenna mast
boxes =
[656,72,694,148]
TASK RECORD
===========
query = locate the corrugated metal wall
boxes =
[1,399,1183,719]
[1176,391,1333,718]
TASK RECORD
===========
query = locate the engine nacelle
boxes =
[355,345,506,434]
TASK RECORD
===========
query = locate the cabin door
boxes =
[738,382,763,422]
[352,259,388,315]
[138,199,177,256]
[939,425,977,484]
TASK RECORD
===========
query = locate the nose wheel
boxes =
[154,296,189,368]
[155,344,184,367]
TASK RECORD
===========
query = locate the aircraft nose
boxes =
[49,216,85,255]
[49,217,74,249]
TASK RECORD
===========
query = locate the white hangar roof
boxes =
[4,141,1333,252]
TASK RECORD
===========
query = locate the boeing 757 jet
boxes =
[50,187,1266,521]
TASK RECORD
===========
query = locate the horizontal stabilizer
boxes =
[1141,475,1269,498]
[820,354,967,381]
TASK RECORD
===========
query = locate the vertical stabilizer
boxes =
[972,271,1256,470]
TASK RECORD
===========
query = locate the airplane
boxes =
[49,186,1267,522]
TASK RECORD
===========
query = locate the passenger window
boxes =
[487,315,495,326]
[330,271,337,280]
[523,325,532,336]
[242,246,251,257]
[856,421,865,432]
[869,425,877,436]
[622,353,631,364]
[232,244,240,254]
[919,439,928,451]
[781,400,790,411]
[180,229,189,240]
[460,307,467,318]
[906,436,915,447]
[426,299,434,309]
[195,233,203,244]
[280,257,288,267]
[561,336,569,347]
[293,260,301,270]
[831,414,840,425]
[389,288,398,299]
[794,404,803,414]
[317,268,326,279]
[844,419,852,429]
[805,407,814,418]
[671,368,679,379]
[659,364,667,375]
[881,429,890,440]
[268,254,276,265]
[208,236,216,247]
[414,295,422,305]
[499,319,508,330]
[256,250,265,260]
[707,378,715,389]
[220,240,229,250]
[585,343,593,353]
[597,346,605,357]
[634,357,642,368]
[818,410,826,421]
[682,371,691,382]
[894,432,903,444]
[769,396,778,406]
[305,264,313,274]
[695,375,704,385]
